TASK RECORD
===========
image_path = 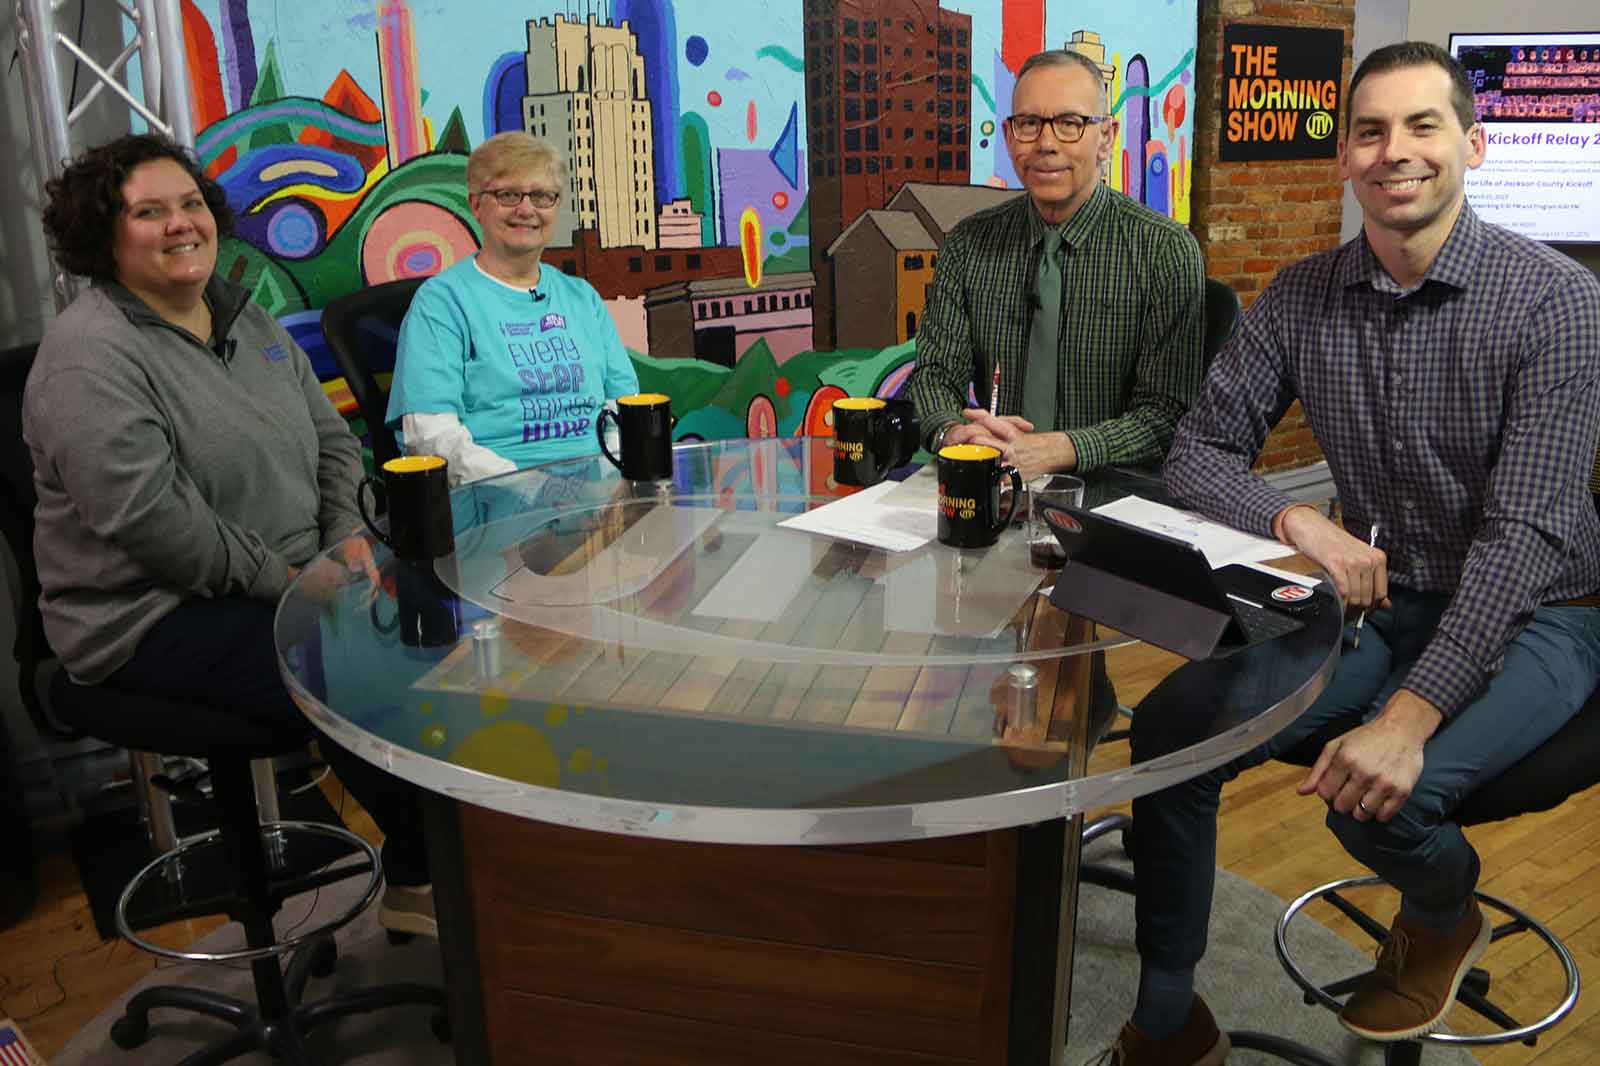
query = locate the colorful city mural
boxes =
[171,0,1198,447]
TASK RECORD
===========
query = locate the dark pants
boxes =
[107,597,429,886]
[1129,588,1600,973]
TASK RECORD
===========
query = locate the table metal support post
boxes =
[423,792,484,1065]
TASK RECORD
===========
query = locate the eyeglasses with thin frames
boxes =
[1005,112,1109,144]
[479,187,561,209]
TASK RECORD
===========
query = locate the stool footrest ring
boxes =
[1274,874,1580,1048]
[115,819,383,964]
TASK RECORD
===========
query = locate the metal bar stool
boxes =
[1258,684,1600,1063]
[50,678,451,1064]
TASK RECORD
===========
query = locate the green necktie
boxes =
[1021,228,1063,430]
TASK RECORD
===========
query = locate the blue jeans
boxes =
[1128,587,1600,972]
[107,597,430,886]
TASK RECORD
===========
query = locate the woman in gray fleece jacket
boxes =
[23,133,434,938]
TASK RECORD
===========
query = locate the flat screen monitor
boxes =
[1449,32,1600,244]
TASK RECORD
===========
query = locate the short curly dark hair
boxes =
[41,133,233,281]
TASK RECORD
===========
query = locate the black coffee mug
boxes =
[832,397,911,487]
[936,444,1022,549]
[358,455,455,560]
[597,393,676,481]
[884,397,921,465]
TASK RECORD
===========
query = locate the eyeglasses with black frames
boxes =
[1005,112,1110,144]
[479,187,561,209]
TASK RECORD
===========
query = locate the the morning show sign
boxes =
[1220,24,1344,162]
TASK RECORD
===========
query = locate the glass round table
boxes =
[275,437,1340,1066]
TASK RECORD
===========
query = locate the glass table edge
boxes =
[277,624,1341,847]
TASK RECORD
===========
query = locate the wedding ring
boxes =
[1357,798,1373,814]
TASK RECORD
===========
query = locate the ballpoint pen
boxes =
[1353,521,1380,649]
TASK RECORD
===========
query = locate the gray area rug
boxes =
[58,839,1476,1064]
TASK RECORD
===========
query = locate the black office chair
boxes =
[321,278,426,472]
[4,342,269,916]
[0,344,74,744]
[1201,276,1242,373]
[1,343,447,1062]
[1230,687,1600,1065]
[1093,276,1243,755]
[0,344,42,932]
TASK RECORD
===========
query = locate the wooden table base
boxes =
[426,797,1078,1066]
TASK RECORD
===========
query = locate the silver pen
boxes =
[1352,521,1380,649]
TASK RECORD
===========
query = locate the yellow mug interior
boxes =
[833,397,886,411]
[383,455,446,474]
[939,444,1000,461]
[618,393,671,406]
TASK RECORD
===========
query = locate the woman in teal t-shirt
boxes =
[387,132,639,485]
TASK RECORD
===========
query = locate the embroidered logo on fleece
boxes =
[262,343,288,363]
[539,312,568,332]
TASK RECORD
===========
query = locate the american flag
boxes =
[0,1020,40,1066]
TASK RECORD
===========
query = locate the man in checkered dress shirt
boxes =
[1109,42,1600,1066]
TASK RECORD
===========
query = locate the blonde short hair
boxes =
[466,132,568,193]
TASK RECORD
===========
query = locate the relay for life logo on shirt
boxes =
[539,312,568,332]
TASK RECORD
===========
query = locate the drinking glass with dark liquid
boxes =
[1027,474,1085,568]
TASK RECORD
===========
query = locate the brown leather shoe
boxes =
[378,882,438,939]
[1339,901,1491,1041]
[1102,995,1230,1065]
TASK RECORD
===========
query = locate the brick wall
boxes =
[1191,0,1355,471]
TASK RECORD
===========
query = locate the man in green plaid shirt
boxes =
[907,49,1206,478]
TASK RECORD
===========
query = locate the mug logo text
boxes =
[939,487,978,520]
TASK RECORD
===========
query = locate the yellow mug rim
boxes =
[833,397,886,411]
[939,444,1001,461]
[618,393,671,406]
[383,455,446,473]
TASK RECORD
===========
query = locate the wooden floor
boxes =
[2,639,1598,1064]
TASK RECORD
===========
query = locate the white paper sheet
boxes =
[1091,495,1294,569]
[776,479,935,552]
